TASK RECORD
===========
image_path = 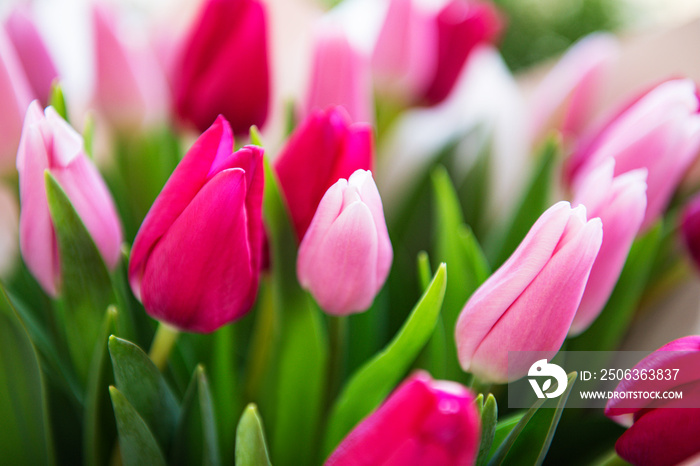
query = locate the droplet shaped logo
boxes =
[528,359,568,399]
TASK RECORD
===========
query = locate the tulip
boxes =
[569,160,647,335]
[275,106,373,240]
[17,101,122,296]
[173,0,270,135]
[455,201,602,382]
[326,371,480,466]
[304,25,373,124]
[297,170,391,315]
[566,78,700,229]
[129,116,263,333]
[605,336,700,466]
[4,7,59,106]
[681,192,700,270]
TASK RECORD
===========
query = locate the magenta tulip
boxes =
[275,106,373,240]
[173,0,270,135]
[569,160,647,335]
[4,7,59,106]
[566,78,700,229]
[605,336,700,466]
[297,170,391,315]
[681,192,700,270]
[326,371,480,466]
[455,201,602,382]
[17,101,122,296]
[129,116,263,333]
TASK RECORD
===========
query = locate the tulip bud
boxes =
[173,0,270,135]
[304,25,373,124]
[129,116,263,333]
[455,201,602,382]
[566,78,700,230]
[605,336,700,466]
[275,106,373,240]
[569,160,647,335]
[681,192,700,270]
[326,371,480,466]
[297,170,391,315]
[4,7,59,106]
[17,101,122,296]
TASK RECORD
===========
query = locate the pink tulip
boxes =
[304,26,373,124]
[529,33,619,142]
[681,192,700,270]
[605,336,700,466]
[455,201,602,382]
[569,160,647,335]
[173,0,270,135]
[129,116,263,333]
[17,101,122,296]
[326,371,480,466]
[0,27,33,171]
[4,7,59,106]
[297,170,391,315]
[371,0,438,103]
[566,78,700,230]
[275,106,373,240]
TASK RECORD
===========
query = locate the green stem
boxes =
[148,322,180,372]
[327,315,347,407]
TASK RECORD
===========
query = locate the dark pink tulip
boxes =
[4,7,59,106]
[275,106,373,240]
[326,371,480,466]
[456,202,602,382]
[173,0,270,135]
[129,116,264,333]
[681,193,700,270]
[17,101,122,296]
[605,336,700,466]
[566,78,700,230]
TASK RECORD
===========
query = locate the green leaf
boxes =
[109,386,167,466]
[235,404,272,466]
[171,365,220,466]
[45,171,117,382]
[489,372,578,466]
[323,263,448,458]
[488,135,560,268]
[83,306,119,466]
[568,223,662,351]
[210,324,239,466]
[476,394,498,466]
[488,414,524,459]
[417,251,432,289]
[49,80,68,121]
[108,336,180,453]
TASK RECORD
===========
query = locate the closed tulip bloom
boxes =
[4,7,59,106]
[174,0,270,135]
[304,26,373,124]
[297,170,391,315]
[605,336,700,466]
[455,201,602,382]
[326,371,480,466]
[680,192,700,270]
[275,106,373,240]
[566,78,700,229]
[569,160,647,335]
[129,116,263,333]
[17,101,122,296]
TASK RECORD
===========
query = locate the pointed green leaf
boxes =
[476,394,498,466]
[236,404,272,466]
[108,336,180,453]
[45,171,117,382]
[172,365,220,466]
[416,251,446,378]
[489,372,578,466]
[323,263,447,457]
[49,80,68,121]
[109,386,167,466]
[488,414,524,459]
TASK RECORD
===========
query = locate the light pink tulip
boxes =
[4,7,59,106]
[455,201,602,382]
[566,78,700,229]
[297,169,392,315]
[326,371,480,466]
[530,33,619,142]
[17,101,122,296]
[569,160,647,335]
[304,26,373,124]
